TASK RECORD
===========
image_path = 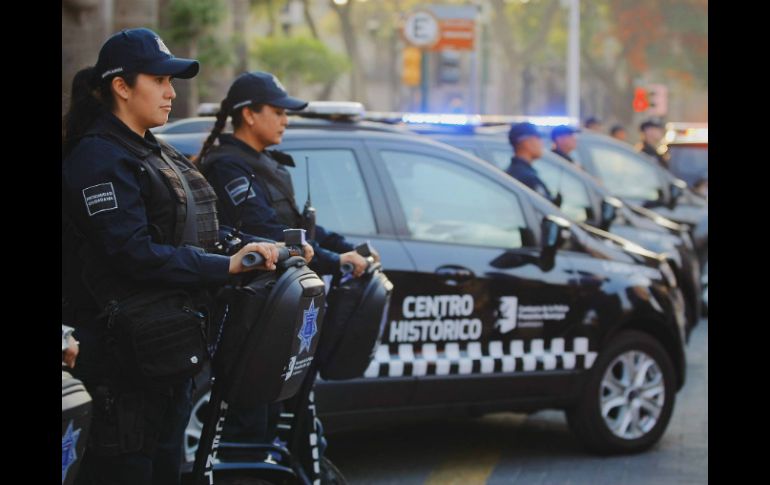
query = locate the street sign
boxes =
[403,11,440,48]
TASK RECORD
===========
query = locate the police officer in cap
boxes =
[505,122,560,205]
[550,124,580,165]
[197,71,375,277]
[62,28,287,485]
[196,71,380,472]
[637,119,670,169]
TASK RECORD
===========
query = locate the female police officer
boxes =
[62,29,283,485]
[196,71,372,277]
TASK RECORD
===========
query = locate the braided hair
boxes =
[196,100,264,164]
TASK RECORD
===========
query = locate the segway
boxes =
[192,228,327,485]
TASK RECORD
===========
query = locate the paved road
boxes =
[325,319,708,485]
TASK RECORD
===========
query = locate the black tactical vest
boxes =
[88,129,220,249]
[200,140,304,229]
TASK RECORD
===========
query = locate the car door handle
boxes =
[435,265,475,285]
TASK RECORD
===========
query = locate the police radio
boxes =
[302,156,316,241]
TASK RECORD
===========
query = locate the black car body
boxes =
[402,127,703,329]
[570,132,708,265]
[162,114,687,459]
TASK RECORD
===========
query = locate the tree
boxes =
[251,35,350,99]
[163,0,227,115]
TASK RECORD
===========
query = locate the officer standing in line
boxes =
[550,124,580,165]
[610,124,628,142]
[505,122,560,205]
[61,28,286,485]
[637,119,671,169]
[197,71,375,277]
[196,71,379,473]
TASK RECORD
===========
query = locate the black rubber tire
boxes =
[320,456,348,485]
[566,330,676,455]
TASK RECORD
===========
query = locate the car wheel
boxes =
[566,330,676,454]
[184,377,213,467]
[320,456,348,485]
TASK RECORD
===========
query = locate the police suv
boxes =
[160,105,687,459]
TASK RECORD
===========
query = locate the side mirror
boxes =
[668,179,687,209]
[540,215,571,271]
[599,196,623,231]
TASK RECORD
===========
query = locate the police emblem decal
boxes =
[155,36,172,55]
[62,420,82,483]
[271,74,287,92]
[298,300,318,354]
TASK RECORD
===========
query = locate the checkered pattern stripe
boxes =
[362,338,598,378]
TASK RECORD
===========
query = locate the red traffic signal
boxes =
[633,87,650,112]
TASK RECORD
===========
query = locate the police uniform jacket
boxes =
[62,111,232,323]
[505,156,555,202]
[200,134,353,275]
[639,142,670,169]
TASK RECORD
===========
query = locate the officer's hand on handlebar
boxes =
[370,247,381,263]
[340,251,368,278]
[301,242,314,263]
[229,242,280,273]
[62,336,79,368]
[276,241,314,263]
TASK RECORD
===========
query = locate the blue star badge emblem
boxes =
[62,420,82,483]
[298,299,318,354]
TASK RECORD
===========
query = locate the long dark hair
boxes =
[196,101,264,163]
[62,68,138,158]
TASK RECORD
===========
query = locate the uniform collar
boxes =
[88,111,162,158]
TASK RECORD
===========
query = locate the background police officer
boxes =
[550,124,580,165]
[637,119,670,169]
[505,122,560,205]
[61,28,281,485]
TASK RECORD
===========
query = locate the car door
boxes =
[276,135,419,410]
[365,139,584,405]
[533,155,598,225]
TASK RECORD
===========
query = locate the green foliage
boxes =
[251,35,351,86]
[165,0,226,42]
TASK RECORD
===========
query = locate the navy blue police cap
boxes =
[639,119,665,131]
[508,122,541,146]
[94,28,199,81]
[225,71,308,111]
[551,124,580,141]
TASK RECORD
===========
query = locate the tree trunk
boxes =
[300,0,319,39]
[330,0,368,106]
[233,0,249,72]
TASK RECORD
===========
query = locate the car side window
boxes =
[163,120,215,134]
[282,149,377,236]
[533,159,593,222]
[585,143,661,200]
[380,150,529,248]
[490,148,513,171]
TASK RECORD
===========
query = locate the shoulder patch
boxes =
[82,183,118,216]
[225,176,257,206]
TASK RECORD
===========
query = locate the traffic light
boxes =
[402,47,422,86]
[437,49,461,84]
[632,87,649,112]
[646,83,668,116]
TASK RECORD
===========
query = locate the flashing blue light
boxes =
[519,116,577,127]
[401,113,482,126]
